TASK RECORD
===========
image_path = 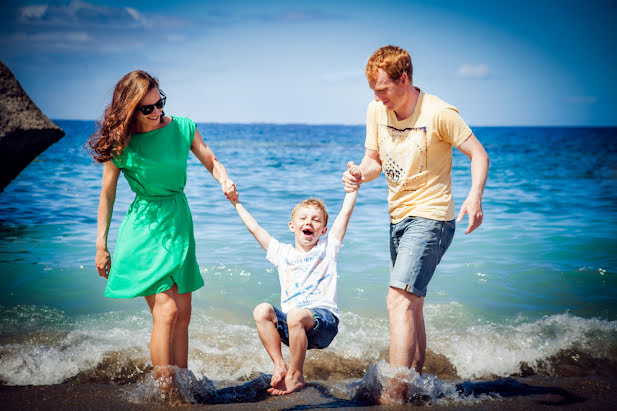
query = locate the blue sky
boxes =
[1,0,616,126]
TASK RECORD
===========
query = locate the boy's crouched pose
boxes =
[230,188,358,395]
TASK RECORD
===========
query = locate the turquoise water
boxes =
[1,121,616,386]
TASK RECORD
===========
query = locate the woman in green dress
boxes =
[87,70,237,396]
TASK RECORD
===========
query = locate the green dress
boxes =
[106,116,204,298]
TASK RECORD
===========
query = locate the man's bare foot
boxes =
[271,363,287,388]
[267,370,305,395]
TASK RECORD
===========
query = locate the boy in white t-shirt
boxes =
[230,185,358,396]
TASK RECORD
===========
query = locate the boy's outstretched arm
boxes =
[329,190,358,243]
[230,199,272,251]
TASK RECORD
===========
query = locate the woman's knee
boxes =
[153,298,178,326]
[175,303,192,329]
[171,287,192,328]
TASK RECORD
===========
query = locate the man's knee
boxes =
[386,287,420,314]
[253,303,275,322]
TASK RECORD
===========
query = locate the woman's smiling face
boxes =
[135,87,164,132]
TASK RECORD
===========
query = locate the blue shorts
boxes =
[390,216,455,297]
[273,306,339,349]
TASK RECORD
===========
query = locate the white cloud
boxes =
[13,31,91,43]
[256,9,344,23]
[64,32,91,42]
[17,0,148,28]
[457,64,490,79]
[125,7,141,21]
[20,5,47,19]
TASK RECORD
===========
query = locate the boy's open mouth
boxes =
[302,228,314,235]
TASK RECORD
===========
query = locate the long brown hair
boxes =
[87,70,161,163]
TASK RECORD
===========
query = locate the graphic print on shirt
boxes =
[378,124,428,192]
[281,255,330,308]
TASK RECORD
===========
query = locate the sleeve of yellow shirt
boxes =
[434,107,472,148]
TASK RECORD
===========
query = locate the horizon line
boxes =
[51,119,617,128]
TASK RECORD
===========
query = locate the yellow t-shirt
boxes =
[365,89,472,223]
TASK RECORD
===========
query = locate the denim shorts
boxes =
[273,306,339,349]
[390,216,455,297]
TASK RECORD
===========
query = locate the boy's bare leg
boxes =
[269,307,314,396]
[253,303,287,387]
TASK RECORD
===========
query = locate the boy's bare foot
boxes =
[267,370,305,395]
[270,363,287,388]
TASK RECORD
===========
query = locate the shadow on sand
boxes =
[456,378,586,407]
[192,375,586,408]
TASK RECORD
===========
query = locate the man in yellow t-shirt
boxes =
[342,45,489,402]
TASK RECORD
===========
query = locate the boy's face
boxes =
[289,206,327,251]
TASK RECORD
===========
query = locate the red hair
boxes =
[366,45,413,84]
[291,198,329,226]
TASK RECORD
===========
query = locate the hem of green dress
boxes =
[104,278,204,298]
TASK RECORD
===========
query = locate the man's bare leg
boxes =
[381,287,422,403]
[268,307,314,395]
[253,303,287,387]
[388,287,421,367]
[412,297,426,374]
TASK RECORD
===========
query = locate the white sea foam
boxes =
[430,312,617,378]
[346,361,482,406]
[0,305,616,386]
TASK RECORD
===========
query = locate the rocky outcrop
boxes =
[0,61,65,192]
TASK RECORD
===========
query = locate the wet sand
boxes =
[2,348,616,409]
[1,374,615,410]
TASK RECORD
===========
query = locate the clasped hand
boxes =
[342,161,363,192]
[221,178,238,201]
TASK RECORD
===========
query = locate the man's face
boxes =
[369,69,407,112]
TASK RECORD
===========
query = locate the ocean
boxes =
[1,121,616,406]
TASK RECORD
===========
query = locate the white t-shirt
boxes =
[266,233,341,317]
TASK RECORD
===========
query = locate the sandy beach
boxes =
[2,347,616,410]
[1,374,616,410]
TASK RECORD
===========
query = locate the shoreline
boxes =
[1,374,616,410]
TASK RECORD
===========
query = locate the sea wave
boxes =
[1,305,616,386]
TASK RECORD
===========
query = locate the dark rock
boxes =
[0,61,65,192]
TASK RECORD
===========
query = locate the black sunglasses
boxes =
[137,91,166,115]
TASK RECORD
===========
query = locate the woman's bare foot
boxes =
[153,365,183,402]
[271,362,288,388]
[267,370,305,395]
[379,375,407,405]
